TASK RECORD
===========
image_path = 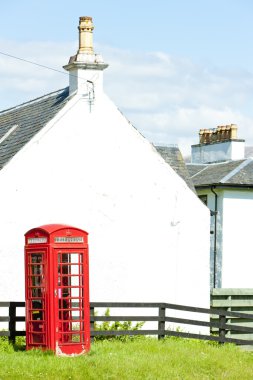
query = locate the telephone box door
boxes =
[25,248,48,348]
[55,248,90,355]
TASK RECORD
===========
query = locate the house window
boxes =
[198,195,208,205]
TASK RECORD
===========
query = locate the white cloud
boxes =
[100,45,253,155]
[1,40,253,155]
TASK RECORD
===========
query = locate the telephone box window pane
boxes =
[71,265,79,276]
[31,288,43,298]
[70,254,79,264]
[70,276,79,287]
[31,276,42,287]
[72,334,81,343]
[31,311,45,321]
[72,310,81,321]
[32,299,43,309]
[61,288,71,297]
[31,254,43,263]
[71,287,79,298]
[70,299,84,309]
[32,264,43,275]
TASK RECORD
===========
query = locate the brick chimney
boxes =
[191,124,245,163]
[63,17,108,96]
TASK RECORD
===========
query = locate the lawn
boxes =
[0,337,252,379]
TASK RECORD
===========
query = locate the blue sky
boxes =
[1,0,253,155]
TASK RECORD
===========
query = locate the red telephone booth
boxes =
[24,224,90,356]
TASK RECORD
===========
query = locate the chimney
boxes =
[63,17,108,96]
[78,16,94,54]
[191,124,245,164]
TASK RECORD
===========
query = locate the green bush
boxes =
[94,308,145,342]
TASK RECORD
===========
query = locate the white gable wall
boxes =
[0,92,210,310]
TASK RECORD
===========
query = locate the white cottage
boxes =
[0,17,210,309]
[188,125,253,288]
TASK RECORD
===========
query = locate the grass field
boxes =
[0,337,253,379]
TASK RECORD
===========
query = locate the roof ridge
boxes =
[0,87,69,116]
[220,158,253,183]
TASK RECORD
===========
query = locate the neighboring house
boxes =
[187,125,253,288]
[0,17,210,313]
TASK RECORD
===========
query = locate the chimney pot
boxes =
[220,126,226,141]
[211,129,217,142]
[230,124,238,139]
[216,126,222,142]
[78,16,94,54]
[199,129,204,144]
[205,129,212,144]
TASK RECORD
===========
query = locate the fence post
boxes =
[8,302,16,344]
[90,306,95,341]
[158,304,166,340]
[219,314,226,344]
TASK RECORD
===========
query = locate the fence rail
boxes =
[1,301,253,345]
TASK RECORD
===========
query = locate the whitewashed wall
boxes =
[197,187,253,288]
[0,92,210,311]
[222,190,253,287]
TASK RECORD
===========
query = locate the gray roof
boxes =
[187,158,253,187]
[156,146,196,193]
[0,88,69,170]
[187,164,207,178]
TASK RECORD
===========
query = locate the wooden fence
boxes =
[211,288,253,342]
[1,301,253,345]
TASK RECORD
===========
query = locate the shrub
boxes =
[94,308,145,342]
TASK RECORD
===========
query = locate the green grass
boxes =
[0,337,253,379]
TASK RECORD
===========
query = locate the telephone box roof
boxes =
[25,224,88,236]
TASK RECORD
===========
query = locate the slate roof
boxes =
[187,158,253,187]
[155,146,196,193]
[0,87,70,170]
